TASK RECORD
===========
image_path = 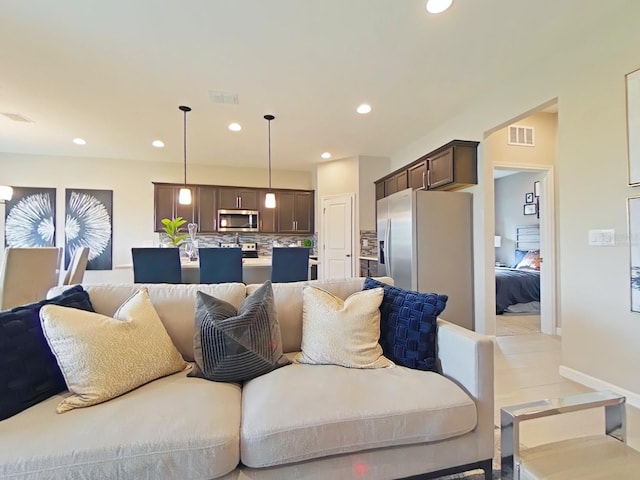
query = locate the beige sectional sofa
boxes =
[0,277,494,480]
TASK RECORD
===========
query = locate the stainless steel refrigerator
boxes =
[377,188,474,330]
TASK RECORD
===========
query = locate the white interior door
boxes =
[321,194,354,279]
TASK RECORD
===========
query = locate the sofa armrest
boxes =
[437,319,494,445]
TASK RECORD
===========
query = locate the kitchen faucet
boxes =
[235,232,240,245]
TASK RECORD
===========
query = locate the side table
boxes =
[500,391,640,479]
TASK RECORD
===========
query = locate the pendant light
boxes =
[178,105,192,205]
[264,114,276,209]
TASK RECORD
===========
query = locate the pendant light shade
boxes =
[0,185,13,203]
[178,105,192,206]
[264,114,276,209]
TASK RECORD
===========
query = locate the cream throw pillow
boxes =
[294,286,394,369]
[40,288,188,413]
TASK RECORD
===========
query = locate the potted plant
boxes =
[161,217,188,247]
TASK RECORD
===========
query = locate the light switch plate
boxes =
[362,239,369,247]
[588,229,615,246]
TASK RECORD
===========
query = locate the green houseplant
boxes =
[161,217,188,247]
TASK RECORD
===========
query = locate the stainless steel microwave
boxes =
[217,209,259,232]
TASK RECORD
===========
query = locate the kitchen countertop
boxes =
[359,256,378,261]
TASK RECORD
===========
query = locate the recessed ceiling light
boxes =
[321,152,332,159]
[152,140,165,148]
[228,122,242,132]
[426,0,453,14]
[356,104,372,114]
[72,138,86,145]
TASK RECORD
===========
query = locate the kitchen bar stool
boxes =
[198,247,243,284]
[131,248,182,284]
[271,247,310,283]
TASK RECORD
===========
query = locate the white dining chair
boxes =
[0,247,62,310]
[63,247,90,285]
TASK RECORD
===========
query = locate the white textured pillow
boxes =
[294,286,394,369]
[40,288,188,413]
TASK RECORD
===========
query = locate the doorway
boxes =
[485,104,558,336]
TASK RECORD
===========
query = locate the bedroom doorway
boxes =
[486,103,558,337]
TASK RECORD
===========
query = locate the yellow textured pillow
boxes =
[40,288,188,413]
[294,286,394,369]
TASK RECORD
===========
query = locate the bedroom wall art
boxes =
[627,67,640,185]
[629,196,640,312]
[65,188,113,270]
[4,186,56,247]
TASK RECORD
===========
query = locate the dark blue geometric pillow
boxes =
[363,278,447,372]
[0,285,95,420]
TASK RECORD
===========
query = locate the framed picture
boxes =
[523,203,537,216]
[525,192,534,204]
[627,68,640,185]
[65,188,113,270]
[534,181,540,197]
[4,186,56,247]
[629,196,640,312]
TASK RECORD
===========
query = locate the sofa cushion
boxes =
[0,369,241,480]
[294,286,393,368]
[47,283,247,361]
[363,277,447,372]
[0,285,94,421]
[246,277,394,353]
[40,288,188,413]
[190,281,288,383]
[240,363,477,468]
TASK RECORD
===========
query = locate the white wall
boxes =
[0,153,312,283]
[386,5,640,398]
[495,171,545,266]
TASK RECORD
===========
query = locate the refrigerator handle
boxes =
[384,217,391,276]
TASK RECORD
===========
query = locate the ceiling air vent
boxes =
[508,125,534,146]
[1,112,33,123]
[209,90,239,105]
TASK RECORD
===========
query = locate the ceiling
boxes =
[0,0,629,171]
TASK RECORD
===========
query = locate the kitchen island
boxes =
[117,256,318,284]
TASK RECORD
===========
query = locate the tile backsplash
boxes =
[360,230,377,257]
[162,232,317,257]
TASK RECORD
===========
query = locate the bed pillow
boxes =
[512,249,529,268]
[515,250,541,271]
[0,285,94,421]
[190,281,289,383]
[294,286,393,369]
[40,288,188,413]
[363,277,447,372]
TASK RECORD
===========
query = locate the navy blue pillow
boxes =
[0,285,95,420]
[363,278,447,372]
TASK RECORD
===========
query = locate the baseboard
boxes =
[559,366,640,409]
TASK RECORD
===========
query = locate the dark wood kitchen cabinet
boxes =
[153,183,197,232]
[375,140,478,198]
[197,186,217,232]
[257,190,277,233]
[218,187,259,210]
[278,190,313,233]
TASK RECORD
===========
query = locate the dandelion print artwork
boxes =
[4,187,56,247]
[65,189,113,270]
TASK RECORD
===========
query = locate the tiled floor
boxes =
[494,317,640,453]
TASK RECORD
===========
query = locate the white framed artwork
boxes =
[627,68,640,185]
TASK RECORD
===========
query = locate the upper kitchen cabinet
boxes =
[375,140,479,197]
[383,170,408,197]
[277,190,314,233]
[257,190,277,233]
[218,187,259,210]
[423,140,478,191]
[153,183,197,232]
[197,186,217,232]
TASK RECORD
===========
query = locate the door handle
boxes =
[345,254,351,257]
[422,171,426,189]
[385,218,391,276]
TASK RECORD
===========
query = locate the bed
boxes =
[495,225,541,314]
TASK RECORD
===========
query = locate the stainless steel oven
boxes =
[217,209,259,232]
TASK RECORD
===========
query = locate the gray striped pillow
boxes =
[190,281,289,382]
